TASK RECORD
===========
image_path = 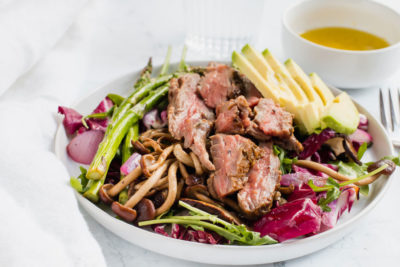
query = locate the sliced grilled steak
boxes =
[214,95,303,153]
[215,96,252,135]
[237,142,281,218]
[246,98,303,152]
[168,73,215,171]
[273,135,303,154]
[247,98,294,139]
[197,63,241,108]
[232,71,262,107]
[210,134,261,198]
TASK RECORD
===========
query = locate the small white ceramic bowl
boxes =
[282,0,400,89]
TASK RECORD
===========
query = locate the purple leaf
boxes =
[58,97,114,135]
[93,97,113,114]
[58,106,83,135]
[319,186,357,232]
[281,172,328,187]
[287,184,317,203]
[154,225,169,236]
[299,128,336,159]
[348,128,373,151]
[253,198,322,242]
[358,114,368,131]
[152,224,224,244]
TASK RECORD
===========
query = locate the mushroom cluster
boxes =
[98,129,239,224]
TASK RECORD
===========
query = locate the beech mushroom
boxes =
[112,201,138,222]
[190,152,204,175]
[219,197,242,213]
[181,198,242,225]
[99,166,142,204]
[324,135,361,165]
[132,140,151,154]
[184,184,208,197]
[294,159,395,186]
[141,137,164,153]
[279,185,295,195]
[184,175,204,186]
[207,175,219,200]
[173,144,194,167]
[99,184,114,204]
[358,159,397,185]
[112,160,170,222]
[368,159,396,175]
[175,180,184,203]
[140,154,156,177]
[184,184,220,207]
[178,162,189,180]
[152,189,168,208]
[136,198,156,222]
[155,161,178,216]
[147,145,174,172]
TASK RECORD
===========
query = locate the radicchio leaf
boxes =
[287,184,317,203]
[348,128,373,151]
[299,128,336,159]
[87,97,114,132]
[281,172,328,187]
[358,114,368,131]
[58,106,83,135]
[58,97,114,135]
[319,186,357,232]
[152,224,224,244]
[253,198,322,242]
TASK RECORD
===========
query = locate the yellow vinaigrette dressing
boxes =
[300,27,390,51]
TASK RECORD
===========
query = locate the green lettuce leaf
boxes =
[338,161,369,196]
[273,145,296,174]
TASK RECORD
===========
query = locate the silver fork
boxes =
[380,87,400,147]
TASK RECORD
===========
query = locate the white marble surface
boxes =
[76,0,400,266]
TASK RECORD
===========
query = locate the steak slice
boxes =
[215,95,303,153]
[168,73,215,171]
[197,63,241,108]
[237,142,281,218]
[210,134,261,198]
[247,98,294,139]
[232,71,262,107]
[273,135,303,154]
[215,96,252,135]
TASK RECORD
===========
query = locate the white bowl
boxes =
[282,0,400,89]
[55,62,395,265]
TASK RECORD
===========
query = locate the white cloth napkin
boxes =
[0,0,106,266]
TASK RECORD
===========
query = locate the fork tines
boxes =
[380,87,400,133]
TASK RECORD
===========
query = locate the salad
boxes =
[59,45,398,245]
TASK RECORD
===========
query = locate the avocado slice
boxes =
[242,44,273,78]
[309,72,335,106]
[322,92,360,134]
[285,101,321,134]
[231,51,282,104]
[284,59,324,110]
[262,49,308,104]
[241,45,295,104]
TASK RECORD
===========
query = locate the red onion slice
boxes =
[67,130,104,164]
[120,153,142,175]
